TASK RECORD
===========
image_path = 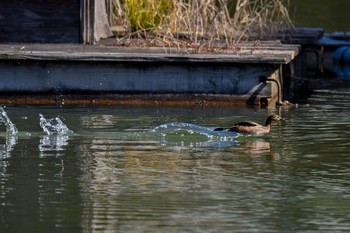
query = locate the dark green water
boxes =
[1,88,350,232]
[290,0,350,32]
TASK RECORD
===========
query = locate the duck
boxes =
[214,114,284,134]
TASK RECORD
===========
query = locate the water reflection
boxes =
[0,135,17,159]
[1,90,350,232]
[81,114,115,129]
[39,135,70,157]
[77,139,281,232]
[76,122,278,232]
[235,139,271,155]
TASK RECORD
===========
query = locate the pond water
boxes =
[1,88,350,233]
[290,0,350,32]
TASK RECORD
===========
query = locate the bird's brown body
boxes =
[214,115,283,134]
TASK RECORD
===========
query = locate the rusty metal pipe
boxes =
[266,77,284,106]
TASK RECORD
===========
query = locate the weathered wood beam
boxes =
[0,43,299,64]
[0,43,299,106]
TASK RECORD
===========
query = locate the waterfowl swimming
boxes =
[214,114,284,134]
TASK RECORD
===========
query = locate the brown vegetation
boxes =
[111,0,293,53]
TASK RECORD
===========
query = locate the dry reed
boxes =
[113,0,293,53]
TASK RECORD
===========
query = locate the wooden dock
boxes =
[0,42,299,106]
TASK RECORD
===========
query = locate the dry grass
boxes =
[112,0,293,53]
[233,0,293,40]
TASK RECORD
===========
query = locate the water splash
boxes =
[0,107,18,135]
[38,114,72,155]
[150,122,238,137]
[39,114,73,135]
[0,107,18,158]
[149,122,239,147]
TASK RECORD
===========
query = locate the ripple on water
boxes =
[1,89,350,232]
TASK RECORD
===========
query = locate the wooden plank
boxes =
[0,43,300,64]
[94,0,113,42]
[0,43,287,106]
[81,0,95,44]
[0,0,80,43]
